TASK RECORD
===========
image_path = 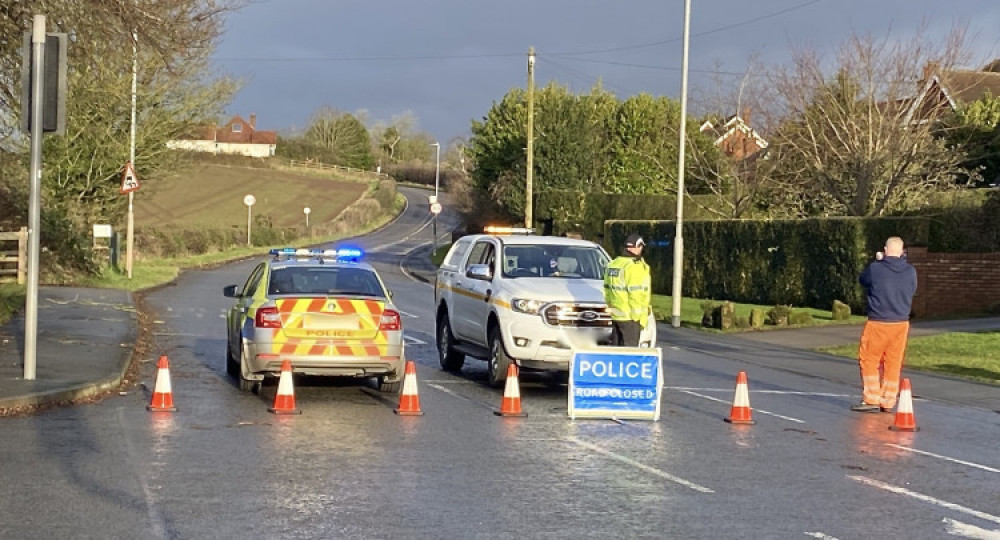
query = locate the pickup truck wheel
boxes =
[487,328,511,388]
[436,313,465,372]
[377,375,402,394]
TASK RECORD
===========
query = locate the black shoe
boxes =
[880,406,894,413]
[851,402,880,412]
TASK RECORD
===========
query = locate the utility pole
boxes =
[671,0,691,328]
[525,46,535,230]
[126,30,137,279]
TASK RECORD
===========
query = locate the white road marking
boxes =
[804,533,840,539]
[679,389,806,423]
[943,517,1000,539]
[885,444,1000,473]
[403,335,427,346]
[848,475,1000,525]
[567,438,714,493]
[422,379,476,384]
[666,386,850,397]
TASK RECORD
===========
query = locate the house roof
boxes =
[175,114,277,145]
[903,67,1000,124]
[700,115,768,157]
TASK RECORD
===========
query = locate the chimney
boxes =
[249,113,256,129]
[922,61,940,84]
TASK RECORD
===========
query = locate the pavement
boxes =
[0,264,997,414]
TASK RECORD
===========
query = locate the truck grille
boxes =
[542,303,611,327]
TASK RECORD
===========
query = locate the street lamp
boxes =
[671,0,692,328]
[431,142,440,197]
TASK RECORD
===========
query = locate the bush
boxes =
[767,305,791,326]
[832,299,852,320]
[735,315,751,328]
[789,310,814,326]
[749,308,766,328]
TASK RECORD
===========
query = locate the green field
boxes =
[134,164,368,228]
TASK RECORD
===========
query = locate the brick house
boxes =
[167,114,277,158]
[699,113,768,162]
[902,62,1000,125]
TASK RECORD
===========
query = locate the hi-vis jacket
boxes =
[603,255,651,327]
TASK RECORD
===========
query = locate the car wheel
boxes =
[226,339,239,377]
[436,313,465,372]
[238,342,258,393]
[487,327,511,388]
[378,375,402,394]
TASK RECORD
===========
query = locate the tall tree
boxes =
[304,108,375,169]
[763,30,971,217]
[940,92,1000,186]
[0,0,241,270]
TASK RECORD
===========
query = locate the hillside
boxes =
[134,164,368,228]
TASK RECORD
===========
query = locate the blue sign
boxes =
[568,348,663,421]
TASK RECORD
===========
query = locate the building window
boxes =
[232,123,242,133]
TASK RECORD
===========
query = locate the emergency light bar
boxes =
[484,226,535,235]
[269,247,364,262]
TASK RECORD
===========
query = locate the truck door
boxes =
[453,240,496,342]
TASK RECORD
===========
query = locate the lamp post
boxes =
[671,0,692,328]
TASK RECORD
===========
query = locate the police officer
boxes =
[604,233,651,347]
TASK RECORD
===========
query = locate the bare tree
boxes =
[763,27,974,217]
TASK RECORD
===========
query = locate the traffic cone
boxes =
[724,371,755,424]
[395,360,423,416]
[147,355,177,412]
[268,359,301,415]
[888,378,920,432]
[494,364,527,417]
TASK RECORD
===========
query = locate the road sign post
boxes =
[244,194,256,246]
[568,348,663,421]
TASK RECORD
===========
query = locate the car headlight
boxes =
[511,298,545,314]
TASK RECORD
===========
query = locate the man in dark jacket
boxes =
[851,236,918,412]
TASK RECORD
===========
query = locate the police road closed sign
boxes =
[569,348,663,421]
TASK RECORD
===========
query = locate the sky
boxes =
[212,0,1000,144]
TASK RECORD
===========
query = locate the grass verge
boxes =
[819,331,1000,385]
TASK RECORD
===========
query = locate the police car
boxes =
[434,228,656,387]
[223,247,404,393]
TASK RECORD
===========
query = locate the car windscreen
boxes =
[267,267,386,298]
[501,245,608,279]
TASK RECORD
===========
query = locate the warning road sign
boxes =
[120,161,140,194]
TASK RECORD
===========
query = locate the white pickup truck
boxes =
[434,231,657,387]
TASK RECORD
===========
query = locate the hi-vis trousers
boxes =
[857,320,910,409]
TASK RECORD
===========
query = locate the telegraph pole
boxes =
[525,46,535,230]
[671,0,691,328]
[126,31,137,279]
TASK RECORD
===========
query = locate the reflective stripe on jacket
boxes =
[603,255,651,326]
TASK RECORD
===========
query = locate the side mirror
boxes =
[466,264,493,281]
[223,284,240,298]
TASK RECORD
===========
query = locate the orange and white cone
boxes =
[888,378,919,432]
[268,359,301,415]
[494,364,527,417]
[147,354,177,412]
[724,371,755,424]
[395,360,423,416]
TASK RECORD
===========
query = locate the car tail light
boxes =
[255,306,282,328]
[379,309,401,331]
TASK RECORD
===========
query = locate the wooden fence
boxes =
[287,159,389,179]
[0,227,27,285]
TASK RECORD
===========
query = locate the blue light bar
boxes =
[269,247,363,262]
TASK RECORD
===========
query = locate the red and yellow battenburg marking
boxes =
[268,298,394,357]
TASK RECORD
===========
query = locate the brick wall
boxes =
[907,247,1000,317]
